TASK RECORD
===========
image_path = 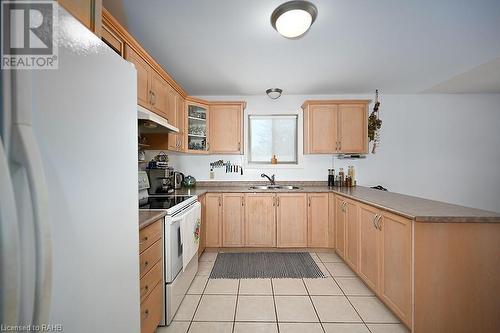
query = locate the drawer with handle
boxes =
[139,239,162,278]
[140,282,163,333]
[140,260,162,303]
[139,220,162,253]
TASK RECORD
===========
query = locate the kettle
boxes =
[174,172,184,189]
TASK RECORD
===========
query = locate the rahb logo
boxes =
[1,1,58,69]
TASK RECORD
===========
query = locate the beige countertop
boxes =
[139,210,166,230]
[173,182,500,223]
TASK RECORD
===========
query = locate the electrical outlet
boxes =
[209,169,214,179]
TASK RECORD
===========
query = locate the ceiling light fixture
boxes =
[271,1,318,39]
[266,88,283,99]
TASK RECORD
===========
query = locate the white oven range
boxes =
[138,171,200,325]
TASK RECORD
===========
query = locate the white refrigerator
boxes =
[1,6,140,332]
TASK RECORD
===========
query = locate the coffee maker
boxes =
[147,167,174,194]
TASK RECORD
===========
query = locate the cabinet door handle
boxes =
[339,141,341,151]
[241,196,244,207]
[376,215,382,230]
[277,197,280,207]
[308,197,311,207]
[142,309,149,320]
[273,197,276,206]
[139,236,148,245]
[335,142,338,151]
[218,196,221,206]
[150,91,155,105]
[238,142,241,151]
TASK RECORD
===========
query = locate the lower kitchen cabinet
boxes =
[245,193,276,247]
[342,198,412,328]
[203,192,334,249]
[380,212,412,327]
[277,193,308,247]
[205,193,222,247]
[335,196,346,259]
[307,193,330,247]
[358,203,381,291]
[198,194,206,257]
[140,282,163,333]
[138,219,163,333]
[222,193,245,246]
[328,193,335,248]
[344,199,359,271]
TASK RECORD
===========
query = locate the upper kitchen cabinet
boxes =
[185,99,210,154]
[302,100,370,154]
[103,9,187,121]
[59,0,102,35]
[101,18,123,56]
[124,44,175,122]
[168,94,185,152]
[209,102,246,154]
[338,104,369,153]
[150,73,170,120]
[303,104,338,154]
[124,44,152,109]
[165,86,178,127]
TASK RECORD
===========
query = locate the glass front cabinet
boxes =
[186,101,209,153]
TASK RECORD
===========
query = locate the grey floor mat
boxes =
[209,252,325,279]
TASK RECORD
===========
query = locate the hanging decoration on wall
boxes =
[368,89,382,154]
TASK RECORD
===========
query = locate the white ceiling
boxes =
[103,0,500,95]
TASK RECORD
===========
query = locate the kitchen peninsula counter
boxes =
[173,182,500,223]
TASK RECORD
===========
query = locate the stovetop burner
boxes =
[139,196,193,210]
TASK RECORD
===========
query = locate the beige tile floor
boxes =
[157,250,410,333]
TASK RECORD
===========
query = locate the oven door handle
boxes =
[170,202,201,242]
[171,202,201,221]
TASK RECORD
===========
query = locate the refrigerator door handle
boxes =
[0,138,21,324]
[11,124,52,325]
[11,69,52,325]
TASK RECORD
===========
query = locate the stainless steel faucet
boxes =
[261,173,276,185]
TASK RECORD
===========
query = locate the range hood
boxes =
[137,105,179,133]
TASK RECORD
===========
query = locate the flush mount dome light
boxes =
[266,88,283,99]
[271,1,317,39]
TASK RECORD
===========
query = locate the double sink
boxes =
[249,185,301,190]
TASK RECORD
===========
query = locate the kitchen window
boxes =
[248,115,298,164]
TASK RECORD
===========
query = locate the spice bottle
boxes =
[328,169,334,187]
[339,168,345,187]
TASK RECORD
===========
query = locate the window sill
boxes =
[244,163,303,170]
